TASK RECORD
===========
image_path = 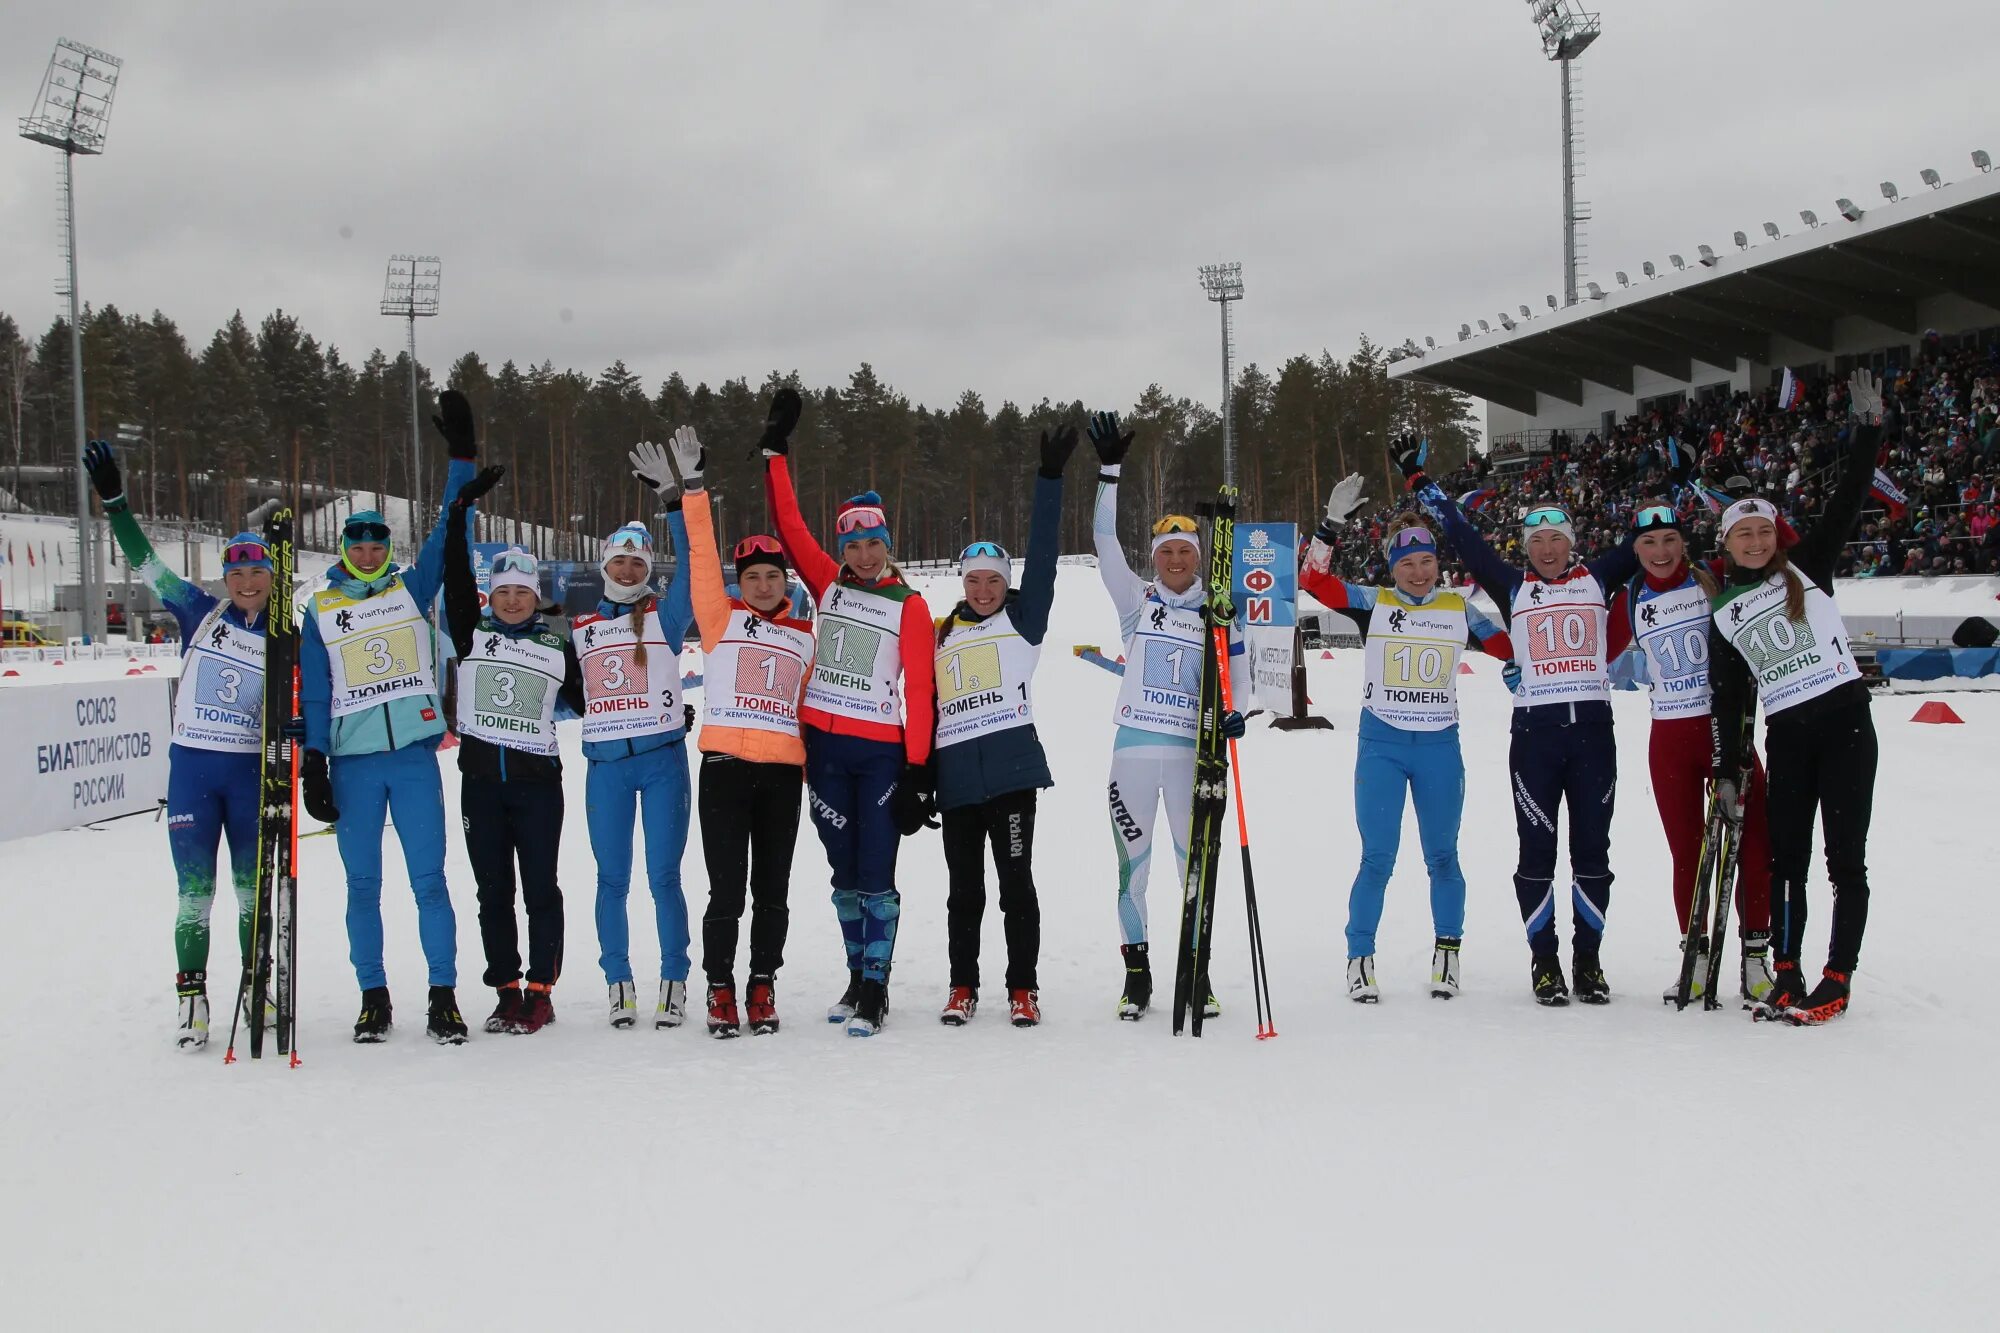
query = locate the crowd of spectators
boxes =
[1316,331,2000,586]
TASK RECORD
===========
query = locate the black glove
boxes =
[1389,434,1427,487]
[452,465,506,509]
[1038,424,1080,479]
[1221,710,1247,740]
[684,703,696,732]
[1087,411,1133,468]
[758,388,803,456]
[432,389,478,460]
[302,750,340,824]
[82,440,125,506]
[891,763,939,836]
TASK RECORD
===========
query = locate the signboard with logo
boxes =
[0,677,171,842]
[1232,521,1298,712]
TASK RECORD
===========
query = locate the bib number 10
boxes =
[1526,608,1598,661]
[1385,642,1452,687]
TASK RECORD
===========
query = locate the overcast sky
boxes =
[4,0,1993,416]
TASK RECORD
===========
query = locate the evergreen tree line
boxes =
[0,304,1476,564]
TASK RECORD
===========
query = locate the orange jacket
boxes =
[684,489,811,767]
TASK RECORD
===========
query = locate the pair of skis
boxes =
[1672,701,1757,1012]
[226,509,302,1066]
[1170,486,1277,1040]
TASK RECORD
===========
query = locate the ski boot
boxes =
[1008,988,1041,1028]
[746,974,780,1035]
[1572,951,1610,1005]
[939,986,978,1026]
[1751,958,1808,1021]
[827,970,866,1024]
[426,986,469,1045]
[240,963,279,1033]
[485,985,523,1034]
[514,983,555,1034]
[608,981,638,1029]
[847,978,889,1037]
[1530,955,1569,1006]
[1430,937,1461,999]
[1346,955,1380,1004]
[1781,969,1851,1026]
[1663,939,1709,1006]
[353,986,393,1043]
[1197,972,1221,1020]
[706,982,741,1039]
[1117,943,1152,1021]
[1740,933,1775,1010]
[176,971,209,1051]
[655,980,688,1030]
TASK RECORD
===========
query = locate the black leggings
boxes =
[462,775,565,988]
[698,753,802,983]
[1762,697,1877,973]
[942,789,1041,991]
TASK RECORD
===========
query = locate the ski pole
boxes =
[1213,624,1276,1040]
[286,664,302,1067]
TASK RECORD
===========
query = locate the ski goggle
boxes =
[1633,504,1679,532]
[834,505,888,536]
[1522,507,1572,529]
[223,540,272,567]
[491,549,538,576]
[734,534,784,562]
[603,526,653,554]
[1152,515,1198,536]
[342,519,391,544]
[1385,527,1432,554]
[960,541,1009,561]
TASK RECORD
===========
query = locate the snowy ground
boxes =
[1,565,1993,1329]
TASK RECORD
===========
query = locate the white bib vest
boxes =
[806,582,905,726]
[1510,571,1612,708]
[1361,589,1466,732]
[575,605,682,743]
[703,609,814,739]
[1712,570,1860,715]
[934,610,1040,748]
[313,579,438,719]
[455,626,566,757]
[1631,578,1714,720]
[1115,589,1206,740]
[173,605,265,753]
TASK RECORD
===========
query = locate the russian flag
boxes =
[1870,467,1909,520]
[1458,485,1495,512]
[1777,367,1806,411]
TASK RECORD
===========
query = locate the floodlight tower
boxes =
[20,38,122,639]
[380,255,441,526]
[1525,1,1602,307]
[1197,263,1245,487]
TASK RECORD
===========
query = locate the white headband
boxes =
[1718,498,1778,540]
[1151,531,1202,559]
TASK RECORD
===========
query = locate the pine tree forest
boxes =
[0,304,1476,563]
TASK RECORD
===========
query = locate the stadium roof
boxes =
[1387,161,2000,414]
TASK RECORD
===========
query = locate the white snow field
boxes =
[1,564,1992,1330]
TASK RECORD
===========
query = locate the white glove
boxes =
[1847,368,1883,422]
[1325,473,1366,524]
[666,425,705,491]
[1304,535,1334,575]
[628,439,675,493]
[1714,779,1743,824]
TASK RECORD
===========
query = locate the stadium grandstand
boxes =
[1324,153,2000,591]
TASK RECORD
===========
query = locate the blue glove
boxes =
[1502,661,1523,693]
[1221,709,1247,739]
